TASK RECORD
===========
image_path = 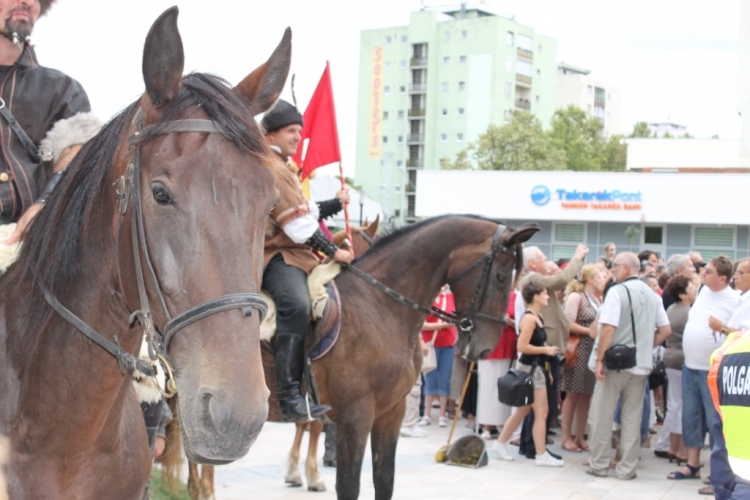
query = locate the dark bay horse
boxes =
[0,7,291,498]
[319,216,538,499]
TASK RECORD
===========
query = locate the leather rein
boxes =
[41,117,268,397]
[345,224,516,333]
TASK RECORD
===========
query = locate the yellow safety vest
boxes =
[709,331,750,481]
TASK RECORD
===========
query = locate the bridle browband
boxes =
[41,116,268,395]
[344,224,516,333]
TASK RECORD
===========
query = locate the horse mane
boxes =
[1,72,269,341]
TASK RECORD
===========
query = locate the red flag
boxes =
[293,62,341,180]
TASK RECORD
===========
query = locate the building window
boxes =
[538,44,542,53]
[397,135,404,143]
[395,186,402,193]
[461,30,468,39]
[397,110,404,119]
[396,160,403,166]
[400,60,406,69]
[504,82,511,98]
[535,95,540,103]
[506,31,514,46]
[385,61,392,71]
[385,36,392,45]
[458,82,465,91]
[516,60,532,77]
[505,57,514,72]
[383,136,388,143]
[587,85,593,95]
[442,82,449,92]
[442,108,448,117]
[399,85,406,93]
[383,111,389,120]
[458,107,465,116]
[537,68,541,76]
[517,34,533,51]
[587,104,591,114]
[443,56,450,65]
[457,133,464,142]
[401,35,407,44]
[693,227,736,260]
[440,133,447,143]
[444,31,451,41]
[459,55,467,64]
[504,109,511,120]
[384,86,391,95]
[552,223,586,260]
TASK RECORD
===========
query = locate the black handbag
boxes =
[497,364,537,407]
[604,283,637,371]
[649,358,667,389]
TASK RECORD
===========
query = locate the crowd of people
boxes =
[402,242,750,498]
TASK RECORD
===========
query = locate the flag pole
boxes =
[338,160,354,258]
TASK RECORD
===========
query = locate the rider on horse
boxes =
[2,0,101,244]
[262,99,352,422]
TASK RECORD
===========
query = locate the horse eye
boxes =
[496,272,507,283]
[151,185,173,205]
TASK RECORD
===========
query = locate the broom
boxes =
[434,362,476,463]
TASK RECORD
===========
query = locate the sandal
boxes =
[698,485,714,495]
[561,441,582,453]
[576,441,590,452]
[667,464,701,480]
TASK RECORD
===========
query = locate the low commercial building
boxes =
[416,170,749,260]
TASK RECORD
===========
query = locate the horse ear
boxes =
[366,215,379,237]
[503,223,540,247]
[363,217,369,227]
[142,6,184,109]
[235,28,292,115]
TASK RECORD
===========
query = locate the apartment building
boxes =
[556,62,622,136]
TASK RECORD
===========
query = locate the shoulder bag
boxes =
[421,330,438,374]
[604,284,637,371]
[497,363,537,407]
[564,295,584,369]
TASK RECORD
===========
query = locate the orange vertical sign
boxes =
[368,47,384,159]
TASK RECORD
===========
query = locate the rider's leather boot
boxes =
[275,333,330,422]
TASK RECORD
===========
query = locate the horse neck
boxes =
[6,196,138,453]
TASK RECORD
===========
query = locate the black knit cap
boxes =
[261,99,303,134]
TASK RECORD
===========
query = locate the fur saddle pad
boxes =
[260,261,343,361]
[0,224,21,275]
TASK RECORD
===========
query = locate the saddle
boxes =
[260,261,343,361]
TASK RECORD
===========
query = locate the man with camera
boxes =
[587,252,671,480]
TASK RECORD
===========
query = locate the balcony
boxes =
[410,56,428,67]
[409,83,427,93]
[515,74,532,87]
[594,97,605,109]
[515,98,531,110]
[517,47,533,60]
[408,108,426,118]
[407,134,425,144]
[406,159,424,168]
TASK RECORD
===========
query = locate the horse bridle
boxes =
[345,224,516,333]
[42,116,268,396]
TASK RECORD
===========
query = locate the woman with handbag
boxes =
[560,264,607,452]
[490,280,563,467]
[418,285,457,428]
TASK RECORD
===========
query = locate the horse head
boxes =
[450,222,539,361]
[119,7,291,464]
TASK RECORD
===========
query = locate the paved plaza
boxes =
[189,418,712,499]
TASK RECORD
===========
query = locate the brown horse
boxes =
[0,7,290,498]
[181,218,380,499]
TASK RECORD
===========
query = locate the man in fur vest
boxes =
[262,99,352,422]
[2,0,99,243]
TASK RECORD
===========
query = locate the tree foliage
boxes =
[442,106,627,172]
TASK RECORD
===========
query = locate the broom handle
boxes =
[445,361,476,446]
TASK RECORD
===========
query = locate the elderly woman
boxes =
[660,275,696,464]
[560,264,607,452]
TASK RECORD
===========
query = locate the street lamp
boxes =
[359,189,365,226]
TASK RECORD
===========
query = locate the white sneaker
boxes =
[535,451,564,467]
[489,441,514,461]
[438,416,448,427]
[481,430,492,440]
[399,425,428,438]
[417,416,430,426]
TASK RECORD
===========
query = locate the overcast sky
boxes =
[32,0,741,177]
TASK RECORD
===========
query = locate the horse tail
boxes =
[161,395,184,494]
